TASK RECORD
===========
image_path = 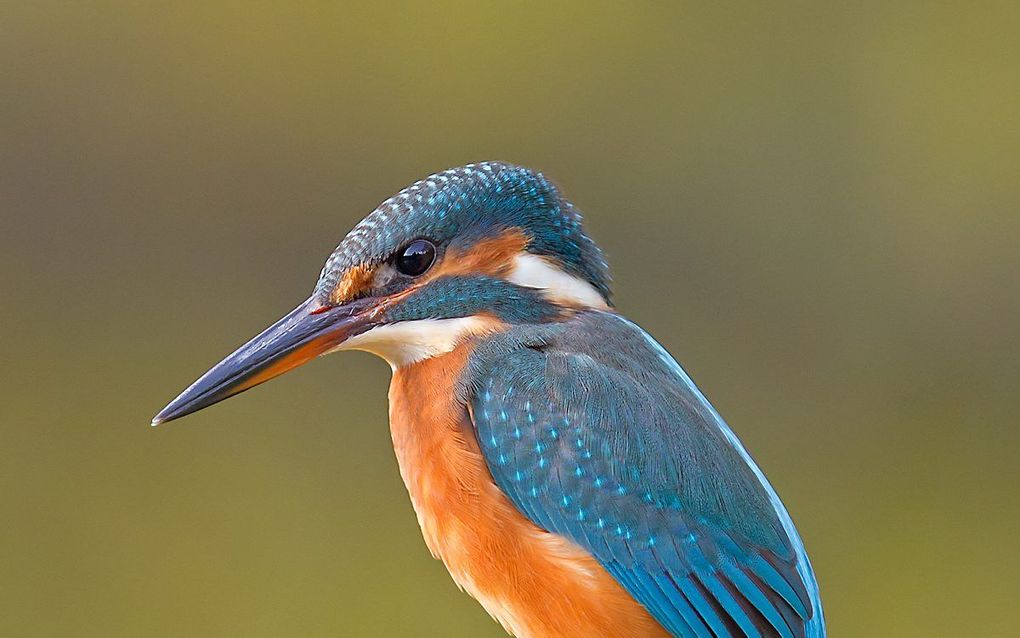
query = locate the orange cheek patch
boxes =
[330,229,529,306]
[380,229,531,313]
[428,229,529,280]
[329,263,376,304]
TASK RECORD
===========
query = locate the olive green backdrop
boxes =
[2,3,1017,636]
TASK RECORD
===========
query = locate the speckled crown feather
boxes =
[314,162,611,302]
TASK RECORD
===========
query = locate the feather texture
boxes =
[464,311,824,637]
[389,342,670,638]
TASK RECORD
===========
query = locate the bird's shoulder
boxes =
[462,310,788,556]
[460,311,820,636]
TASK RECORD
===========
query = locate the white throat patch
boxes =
[334,316,493,370]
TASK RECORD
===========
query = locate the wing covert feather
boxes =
[465,313,821,637]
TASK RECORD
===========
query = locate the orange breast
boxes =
[388,343,669,638]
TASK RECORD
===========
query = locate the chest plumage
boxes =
[388,342,668,638]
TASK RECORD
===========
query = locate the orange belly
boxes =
[388,343,669,638]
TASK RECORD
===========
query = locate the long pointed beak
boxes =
[152,295,377,426]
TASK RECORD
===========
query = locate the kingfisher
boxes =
[154,162,825,637]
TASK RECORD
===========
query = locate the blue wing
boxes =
[465,312,824,637]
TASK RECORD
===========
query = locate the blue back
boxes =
[463,311,825,637]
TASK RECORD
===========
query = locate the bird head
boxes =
[153,162,611,425]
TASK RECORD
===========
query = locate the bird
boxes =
[153,162,825,638]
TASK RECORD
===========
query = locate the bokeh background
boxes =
[2,3,1018,636]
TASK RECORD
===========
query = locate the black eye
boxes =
[396,239,436,276]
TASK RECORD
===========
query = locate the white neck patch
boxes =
[507,253,609,310]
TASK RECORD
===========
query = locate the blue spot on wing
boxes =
[467,315,820,637]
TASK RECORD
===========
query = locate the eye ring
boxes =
[395,239,436,277]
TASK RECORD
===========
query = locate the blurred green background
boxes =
[2,2,1017,636]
